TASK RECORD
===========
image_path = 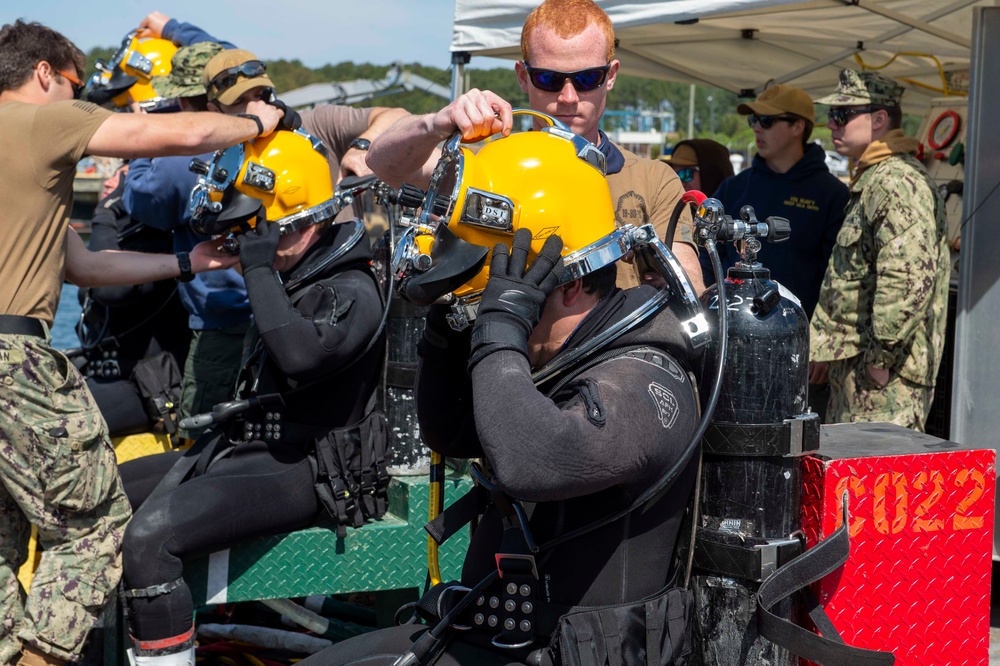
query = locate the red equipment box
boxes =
[801,422,995,666]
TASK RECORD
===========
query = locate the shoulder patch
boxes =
[648,381,679,429]
[72,100,102,114]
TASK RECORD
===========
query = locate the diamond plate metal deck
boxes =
[802,423,996,666]
[186,473,472,605]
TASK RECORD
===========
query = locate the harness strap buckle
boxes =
[437,585,473,630]
[122,577,185,599]
[495,553,538,580]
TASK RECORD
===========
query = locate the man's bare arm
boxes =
[338,106,411,180]
[87,99,283,159]
[674,244,705,295]
[64,227,238,288]
[367,89,513,188]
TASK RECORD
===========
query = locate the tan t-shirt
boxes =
[608,144,695,289]
[0,100,111,324]
[301,104,373,184]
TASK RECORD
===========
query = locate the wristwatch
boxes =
[175,252,195,283]
[349,137,371,151]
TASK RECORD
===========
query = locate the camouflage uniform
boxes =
[810,70,949,431]
[0,333,132,663]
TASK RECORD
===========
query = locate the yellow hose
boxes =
[427,452,445,586]
[853,51,966,97]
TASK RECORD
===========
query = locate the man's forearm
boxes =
[64,228,229,287]
[366,113,443,188]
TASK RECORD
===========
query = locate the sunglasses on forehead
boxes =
[522,63,611,93]
[675,166,699,183]
[827,106,881,127]
[747,114,798,130]
[208,60,267,97]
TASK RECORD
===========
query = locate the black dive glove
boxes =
[239,219,281,273]
[269,98,302,131]
[468,227,564,371]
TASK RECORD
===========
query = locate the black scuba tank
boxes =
[690,257,817,665]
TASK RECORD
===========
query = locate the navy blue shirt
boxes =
[122,20,249,331]
[705,143,849,319]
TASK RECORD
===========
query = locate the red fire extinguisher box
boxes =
[800,422,995,666]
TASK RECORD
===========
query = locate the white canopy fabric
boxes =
[451,0,995,112]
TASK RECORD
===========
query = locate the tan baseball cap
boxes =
[660,143,698,167]
[737,84,815,124]
[202,48,274,105]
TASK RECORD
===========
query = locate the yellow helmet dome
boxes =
[394,110,629,310]
[85,31,177,110]
[189,129,337,238]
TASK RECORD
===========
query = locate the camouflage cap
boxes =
[152,41,224,99]
[813,69,905,107]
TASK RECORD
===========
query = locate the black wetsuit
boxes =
[118,222,385,643]
[79,179,190,436]
[302,285,701,665]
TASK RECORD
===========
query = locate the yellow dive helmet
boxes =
[394,110,626,310]
[85,30,177,110]
[392,110,711,355]
[189,128,338,239]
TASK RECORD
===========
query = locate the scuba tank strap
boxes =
[424,484,489,546]
[756,496,896,665]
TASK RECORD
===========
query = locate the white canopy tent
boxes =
[450,0,996,113]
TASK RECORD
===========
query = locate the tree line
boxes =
[85,49,919,159]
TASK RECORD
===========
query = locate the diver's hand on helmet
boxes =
[432,89,513,143]
[190,238,240,273]
[468,228,564,370]
[137,12,171,39]
[243,100,283,137]
[268,98,302,131]
[239,219,281,273]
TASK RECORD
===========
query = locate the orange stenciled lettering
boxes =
[911,470,945,532]
[953,468,986,530]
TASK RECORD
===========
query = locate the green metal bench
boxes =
[104,473,472,662]
[184,473,470,604]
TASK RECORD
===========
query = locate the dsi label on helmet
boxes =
[461,189,514,232]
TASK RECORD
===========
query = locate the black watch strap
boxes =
[176,252,195,283]
[237,113,264,137]
[349,137,371,151]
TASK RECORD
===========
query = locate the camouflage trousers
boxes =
[827,354,935,432]
[0,334,132,663]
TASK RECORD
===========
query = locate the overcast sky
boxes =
[4,0,511,70]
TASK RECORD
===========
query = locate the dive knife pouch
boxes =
[130,351,183,435]
[313,410,391,537]
[552,585,693,666]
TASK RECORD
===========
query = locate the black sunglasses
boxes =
[208,60,267,96]
[675,166,699,183]
[827,106,880,128]
[522,63,610,93]
[747,114,798,130]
